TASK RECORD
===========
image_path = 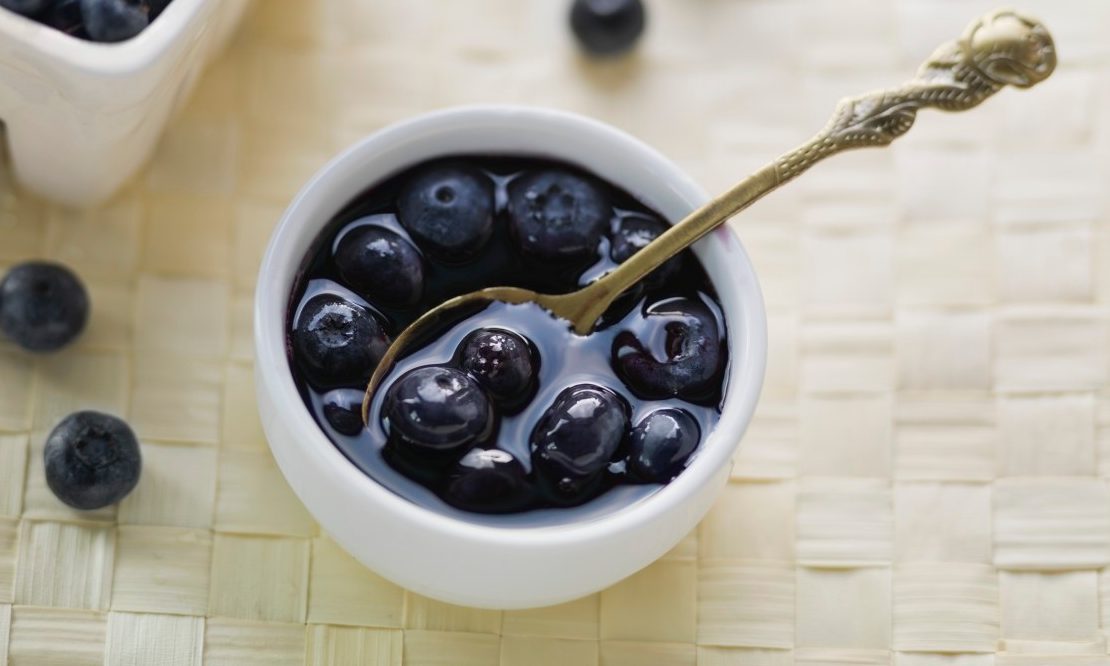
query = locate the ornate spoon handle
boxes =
[562,8,1055,333]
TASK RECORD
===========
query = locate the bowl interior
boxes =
[256,106,767,539]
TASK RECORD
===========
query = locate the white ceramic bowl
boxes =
[0,0,250,206]
[255,106,767,609]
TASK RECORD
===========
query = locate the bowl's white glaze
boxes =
[0,0,250,205]
[254,106,767,609]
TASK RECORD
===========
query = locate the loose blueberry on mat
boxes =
[321,389,367,437]
[0,261,89,352]
[397,163,495,260]
[530,384,630,505]
[570,0,646,57]
[626,408,700,483]
[335,225,425,307]
[44,411,141,510]
[508,169,610,261]
[612,296,724,404]
[80,0,149,42]
[382,366,496,476]
[292,294,390,389]
[455,328,538,413]
[610,213,682,286]
[0,0,50,15]
[442,448,534,514]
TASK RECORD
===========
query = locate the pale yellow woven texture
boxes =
[0,0,1107,663]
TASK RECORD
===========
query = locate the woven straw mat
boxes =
[1,0,1109,663]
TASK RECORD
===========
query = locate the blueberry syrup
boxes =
[287,156,728,525]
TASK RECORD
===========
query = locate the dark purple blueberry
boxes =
[334,226,424,307]
[570,0,646,57]
[0,0,50,16]
[397,163,494,260]
[455,328,538,413]
[626,408,700,483]
[292,294,390,390]
[382,366,495,474]
[596,287,643,329]
[44,0,83,34]
[321,389,366,437]
[147,0,169,18]
[610,213,683,286]
[530,384,629,505]
[44,411,141,510]
[442,448,534,513]
[80,0,149,42]
[612,296,725,404]
[508,169,610,261]
[0,261,89,352]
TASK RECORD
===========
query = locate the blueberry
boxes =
[570,0,646,57]
[147,0,168,18]
[44,411,141,510]
[321,388,366,437]
[382,366,495,475]
[0,0,51,16]
[80,0,149,42]
[44,0,83,33]
[508,169,610,261]
[0,261,89,352]
[292,294,390,390]
[530,384,629,505]
[442,448,534,513]
[626,408,700,483]
[612,296,725,403]
[455,328,538,413]
[397,163,494,260]
[610,213,682,286]
[335,226,424,307]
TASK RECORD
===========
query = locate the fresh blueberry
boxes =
[44,411,141,510]
[382,365,495,475]
[0,0,51,16]
[610,213,682,286]
[455,328,538,413]
[570,0,646,57]
[612,296,725,403]
[508,169,610,261]
[292,294,390,390]
[80,0,149,42]
[321,388,366,437]
[335,225,424,307]
[530,384,629,505]
[442,448,534,513]
[397,163,494,260]
[626,408,700,483]
[0,261,89,352]
[44,0,83,34]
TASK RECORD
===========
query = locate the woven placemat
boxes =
[0,0,1108,663]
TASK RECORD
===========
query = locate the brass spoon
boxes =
[363,8,1056,423]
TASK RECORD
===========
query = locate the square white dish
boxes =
[0,0,249,206]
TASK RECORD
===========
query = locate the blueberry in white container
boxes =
[255,106,767,609]
[0,0,250,205]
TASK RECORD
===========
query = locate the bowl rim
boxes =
[255,104,767,548]
[0,0,208,75]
